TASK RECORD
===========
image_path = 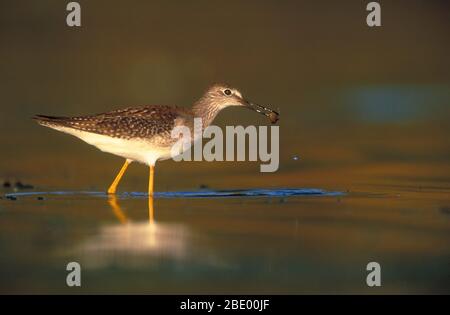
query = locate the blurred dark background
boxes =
[0,0,449,191]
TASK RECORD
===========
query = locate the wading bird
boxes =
[34,84,279,196]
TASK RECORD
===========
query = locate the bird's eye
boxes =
[223,89,232,96]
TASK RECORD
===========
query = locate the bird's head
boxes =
[200,84,279,123]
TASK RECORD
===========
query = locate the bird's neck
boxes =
[192,99,222,129]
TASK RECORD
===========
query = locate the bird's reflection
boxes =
[77,195,190,265]
[107,195,129,224]
[107,194,154,224]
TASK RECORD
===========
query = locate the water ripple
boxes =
[4,188,343,199]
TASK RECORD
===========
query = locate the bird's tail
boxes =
[33,115,69,129]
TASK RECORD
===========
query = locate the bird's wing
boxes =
[34,105,193,140]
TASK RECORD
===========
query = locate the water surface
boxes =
[1,183,449,294]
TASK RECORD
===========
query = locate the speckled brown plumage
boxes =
[34,84,279,165]
[34,105,194,140]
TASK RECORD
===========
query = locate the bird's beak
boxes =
[243,99,279,124]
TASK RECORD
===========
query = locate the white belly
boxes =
[51,126,172,166]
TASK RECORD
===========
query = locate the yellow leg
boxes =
[107,159,131,194]
[148,165,155,196]
[148,165,155,223]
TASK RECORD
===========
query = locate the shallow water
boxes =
[6,188,343,199]
[1,105,450,294]
[1,183,449,294]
